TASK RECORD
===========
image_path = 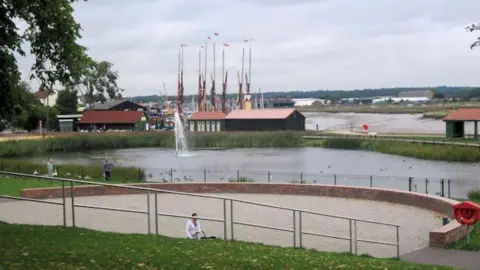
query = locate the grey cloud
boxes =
[16,0,480,95]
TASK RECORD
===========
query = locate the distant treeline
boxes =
[129,86,474,103]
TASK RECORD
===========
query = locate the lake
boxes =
[26,147,480,198]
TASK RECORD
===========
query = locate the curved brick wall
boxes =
[20,182,471,247]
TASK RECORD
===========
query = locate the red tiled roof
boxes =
[225,108,298,120]
[189,111,226,120]
[34,90,49,99]
[78,110,144,124]
[443,108,480,121]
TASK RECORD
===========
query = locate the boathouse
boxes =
[443,108,480,138]
[77,110,147,132]
[224,108,305,131]
[188,111,226,132]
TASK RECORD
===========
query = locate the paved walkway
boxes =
[401,247,480,270]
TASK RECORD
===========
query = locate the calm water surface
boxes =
[27,147,480,198]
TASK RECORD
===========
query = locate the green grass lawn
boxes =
[0,176,139,197]
[0,224,453,270]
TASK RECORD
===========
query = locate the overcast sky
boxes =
[16,0,480,96]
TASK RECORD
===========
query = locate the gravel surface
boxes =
[0,193,443,258]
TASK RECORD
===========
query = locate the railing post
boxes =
[354,220,357,255]
[396,225,400,259]
[425,178,429,194]
[155,191,158,235]
[408,177,412,192]
[170,168,173,182]
[440,179,445,197]
[80,166,84,179]
[223,199,227,240]
[447,179,451,198]
[147,190,151,234]
[204,169,207,183]
[62,181,66,227]
[349,219,353,253]
[369,175,373,187]
[237,170,240,181]
[299,211,303,248]
[230,200,234,240]
[292,210,296,247]
[334,174,337,185]
[300,171,303,183]
[70,182,76,228]
[268,171,271,183]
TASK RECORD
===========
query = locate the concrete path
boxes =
[401,247,480,270]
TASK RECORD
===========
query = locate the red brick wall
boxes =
[21,183,465,247]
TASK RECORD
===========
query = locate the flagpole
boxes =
[248,40,252,94]
[204,37,208,110]
[198,46,202,112]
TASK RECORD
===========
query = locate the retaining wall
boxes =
[20,182,471,247]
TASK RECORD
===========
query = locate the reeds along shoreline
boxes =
[318,138,480,162]
[0,132,478,162]
[0,132,304,158]
[0,159,146,182]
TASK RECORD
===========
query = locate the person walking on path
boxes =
[103,159,114,181]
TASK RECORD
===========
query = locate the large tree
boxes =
[1,0,90,121]
[77,60,124,108]
[55,88,79,115]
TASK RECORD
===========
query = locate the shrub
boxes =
[0,159,145,183]
[467,189,480,201]
[229,176,254,183]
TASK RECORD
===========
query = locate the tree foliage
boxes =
[8,81,58,131]
[1,0,90,121]
[55,88,79,115]
[76,60,124,107]
[466,23,480,49]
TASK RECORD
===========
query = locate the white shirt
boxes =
[185,219,201,239]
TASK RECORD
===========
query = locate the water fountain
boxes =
[174,112,189,157]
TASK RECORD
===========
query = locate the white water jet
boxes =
[174,112,189,157]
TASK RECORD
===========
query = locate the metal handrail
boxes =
[0,171,401,258]
[0,171,400,227]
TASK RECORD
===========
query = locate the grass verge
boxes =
[0,224,452,270]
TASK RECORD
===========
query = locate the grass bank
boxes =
[0,131,303,158]
[0,224,451,270]
[422,111,448,120]
[447,194,480,251]
[308,138,480,162]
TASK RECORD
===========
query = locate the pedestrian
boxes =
[47,159,53,177]
[103,159,114,181]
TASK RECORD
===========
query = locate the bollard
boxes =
[440,179,445,197]
[300,171,303,183]
[447,179,451,198]
[369,175,373,187]
[425,178,429,194]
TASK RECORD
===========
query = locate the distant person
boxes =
[185,213,202,239]
[47,159,53,177]
[103,159,114,181]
